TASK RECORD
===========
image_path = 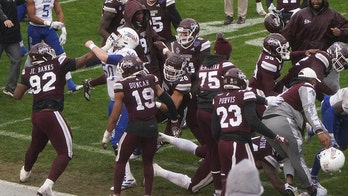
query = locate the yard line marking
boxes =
[60,0,77,4]
[0,118,30,127]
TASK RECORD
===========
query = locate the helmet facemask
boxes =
[176,26,198,49]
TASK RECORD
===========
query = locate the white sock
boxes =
[65,71,72,80]
[125,161,134,179]
[256,2,263,9]
[172,137,198,155]
[156,165,191,189]
[43,178,54,187]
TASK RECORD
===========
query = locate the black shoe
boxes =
[82,79,93,101]
[224,16,233,25]
[237,16,246,24]
[3,87,14,97]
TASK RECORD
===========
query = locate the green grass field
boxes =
[0,0,348,195]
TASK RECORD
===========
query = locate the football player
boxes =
[167,17,211,144]
[14,43,95,196]
[262,67,331,196]
[155,53,190,137]
[155,121,287,195]
[249,33,317,116]
[25,0,82,92]
[211,67,287,195]
[138,0,182,43]
[100,55,180,196]
[309,87,348,191]
[276,42,348,100]
[196,32,235,195]
[86,27,140,191]
[83,0,128,96]
[123,0,165,82]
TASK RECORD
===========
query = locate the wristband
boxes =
[163,48,169,55]
[89,44,97,50]
[43,20,51,26]
[155,101,162,109]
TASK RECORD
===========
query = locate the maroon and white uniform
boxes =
[113,74,160,195]
[194,55,235,192]
[277,50,335,100]
[212,89,278,195]
[137,0,181,43]
[168,37,211,142]
[249,51,284,97]
[160,72,191,135]
[19,55,78,182]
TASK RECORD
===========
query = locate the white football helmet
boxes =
[115,27,139,50]
[319,147,345,173]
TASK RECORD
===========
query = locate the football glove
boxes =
[170,120,182,138]
[59,27,67,45]
[266,96,284,106]
[102,130,111,149]
[101,33,119,51]
[274,134,288,145]
[44,20,64,29]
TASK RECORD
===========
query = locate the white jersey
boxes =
[102,47,137,100]
[329,87,348,115]
[29,0,55,26]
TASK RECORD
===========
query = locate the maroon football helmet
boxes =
[263,33,290,60]
[117,56,144,79]
[176,18,200,49]
[264,12,284,33]
[163,54,187,82]
[222,68,248,90]
[28,43,56,66]
[327,42,348,72]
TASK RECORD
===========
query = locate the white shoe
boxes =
[121,177,136,190]
[315,183,327,196]
[157,132,172,144]
[109,177,137,191]
[256,2,267,16]
[129,154,140,160]
[153,163,164,177]
[284,183,299,196]
[257,7,267,16]
[19,166,31,182]
[37,184,53,196]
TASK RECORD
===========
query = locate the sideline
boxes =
[0,180,77,196]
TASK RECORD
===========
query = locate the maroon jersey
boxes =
[20,56,76,112]
[278,51,334,97]
[169,38,211,77]
[102,0,125,34]
[137,0,180,42]
[197,56,235,111]
[277,0,301,11]
[281,81,313,111]
[212,90,256,134]
[114,74,159,121]
[249,52,283,96]
[252,136,279,169]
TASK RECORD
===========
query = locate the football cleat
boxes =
[37,184,53,196]
[284,183,299,196]
[121,177,137,190]
[153,163,165,177]
[20,166,31,182]
[83,79,93,101]
[3,88,14,97]
[129,147,141,160]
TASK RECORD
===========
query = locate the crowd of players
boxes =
[11,0,348,196]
